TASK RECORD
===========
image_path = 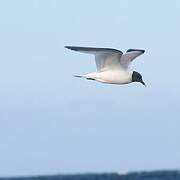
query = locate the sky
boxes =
[0,0,180,177]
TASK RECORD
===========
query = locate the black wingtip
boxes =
[127,49,145,53]
[64,46,71,49]
[65,46,79,51]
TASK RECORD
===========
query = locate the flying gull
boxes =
[65,46,146,86]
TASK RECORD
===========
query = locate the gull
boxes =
[65,46,146,86]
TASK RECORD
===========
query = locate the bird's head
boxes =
[132,71,146,86]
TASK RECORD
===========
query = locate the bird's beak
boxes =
[141,80,146,87]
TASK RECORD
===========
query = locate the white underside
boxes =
[82,70,133,85]
[66,46,144,85]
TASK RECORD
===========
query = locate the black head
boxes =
[132,71,146,86]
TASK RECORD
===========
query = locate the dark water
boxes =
[1,171,180,180]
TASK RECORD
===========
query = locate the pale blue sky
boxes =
[0,0,180,177]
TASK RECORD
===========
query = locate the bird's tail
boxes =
[73,75,84,78]
[73,75,95,81]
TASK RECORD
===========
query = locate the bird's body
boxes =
[65,46,146,86]
[82,70,132,84]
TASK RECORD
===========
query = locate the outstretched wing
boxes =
[120,49,145,69]
[65,46,123,71]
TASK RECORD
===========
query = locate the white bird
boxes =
[65,46,146,86]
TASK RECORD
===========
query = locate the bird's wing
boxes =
[120,49,145,69]
[65,46,123,71]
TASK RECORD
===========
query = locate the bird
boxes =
[65,46,146,86]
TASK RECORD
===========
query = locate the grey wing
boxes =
[95,53,122,71]
[120,49,145,69]
[65,46,123,71]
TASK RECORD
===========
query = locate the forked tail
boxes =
[73,75,95,80]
